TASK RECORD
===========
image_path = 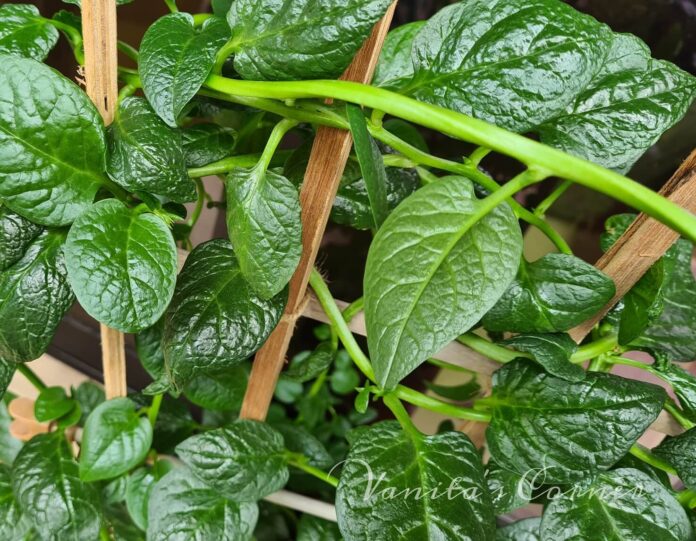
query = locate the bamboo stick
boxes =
[82,0,127,399]
[240,3,398,421]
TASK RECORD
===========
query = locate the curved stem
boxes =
[164,0,178,13]
[117,41,139,63]
[148,393,163,428]
[394,385,491,422]
[629,444,677,476]
[188,151,292,178]
[383,393,421,437]
[17,364,46,392]
[286,454,339,488]
[259,119,299,171]
[535,179,573,217]
[188,179,207,228]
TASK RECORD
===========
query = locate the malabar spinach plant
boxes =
[1,0,696,539]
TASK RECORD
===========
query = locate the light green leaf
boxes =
[373,21,425,89]
[126,464,171,531]
[503,333,584,382]
[364,175,522,390]
[34,386,77,422]
[0,4,58,61]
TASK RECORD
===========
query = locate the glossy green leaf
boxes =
[182,123,236,168]
[486,360,666,483]
[495,518,541,541]
[486,461,529,515]
[365,175,522,390]
[126,464,171,531]
[176,420,289,502]
[162,239,286,389]
[139,13,230,127]
[34,386,76,422]
[79,397,153,482]
[273,423,333,470]
[65,199,177,333]
[0,401,21,464]
[227,0,392,80]
[0,361,13,403]
[56,402,81,429]
[483,254,615,334]
[373,21,425,90]
[226,166,302,299]
[104,504,145,541]
[653,428,696,490]
[102,476,128,505]
[135,318,166,382]
[503,333,584,382]
[13,432,101,540]
[0,4,58,61]
[0,463,30,540]
[0,55,105,226]
[284,342,335,383]
[147,467,258,541]
[107,97,196,203]
[540,468,693,540]
[72,380,105,424]
[653,359,696,421]
[336,421,495,540]
[0,206,42,271]
[184,365,249,411]
[297,515,342,541]
[0,231,74,363]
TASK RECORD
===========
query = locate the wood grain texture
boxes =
[82,0,127,398]
[241,3,398,421]
[570,149,696,342]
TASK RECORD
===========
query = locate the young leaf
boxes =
[483,254,615,333]
[176,420,289,502]
[147,467,258,541]
[503,333,584,382]
[0,231,74,363]
[373,21,425,89]
[72,380,105,424]
[182,123,236,168]
[486,360,666,483]
[226,0,393,80]
[65,199,178,333]
[107,97,197,203]
[346,105,389,229]
[226,166,302,299]
[496,518,541,541]
[540,468,693,540]
[364,175,522,390]
[0,206,42,271]
[162,239,286,389]
[0,55,106,226]
[284,342,335,383]
[139,13,230,127]
[79,397,153,482]
[126,463,172,531]
[297,515,342,541]
[653,428,696,490]
[336,421,495,540]
[34,386,77,422]
[272,424,333,470]
[0,4,58,61]
[486,460,530,515]
[13,432,101,540]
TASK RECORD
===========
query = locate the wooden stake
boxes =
[570,149,696,343]
[82,0,127,399]
[240,3,398,421]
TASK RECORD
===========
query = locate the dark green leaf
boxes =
[0,206,42,271]
[34,386,76,422]
[496,518,541,541]
[297,515,342,541]
[365,175,522,390]
[176,420,289,502]
[373,21,425,90]
[486,461,529,515]
[600,214,635,252]
[135,318,166,382]
[0,55,105,226]
[273,423,333,470]
[653,428,696,490]
[285,342,335,383]
[424,378,481,402]
[184,365,249,411]
[108,97,196,203]
[383,118,429,153]
[212,0,233,17]
[72,380,105,424]
[487,360,666,484]
[483,254,615,333]
[540,468,693,540]
[182,123,236,168]
[0,401,21,464]
[79,397,153,482]
[227,0,392,80]
[162,239,286,389]
[336,421,495,540]
[226,166,302,299]
[140,13,230,127]
[65,199,177,333]
[503,333,584,382]
[104,503,145,541]
[0,463,30,540]
[0,4,58,61]
[653,359,696,421]
[147,467,258,541]
[0,361,15,403]
[126,467,157,530]
[13,432,101,540]
[274,377,303,404]
[0,231,74,363]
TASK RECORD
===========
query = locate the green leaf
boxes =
[330,365,360,395]
[0,4,58,61]
[0,361,14,403]
[540,468,693,540]
[182,123,236,168]
[273,423,333,470]
[79,397,153,482]
[483,254,615,333]
[0,55,106,226]
[297,515,342,541]
[184,365,249,411]
[226,165,302,299]
[486,360,666,484]
[162,239,286,389]
[135,318,166,382]
[336,421,495,540]
[373,21,425,90]
[126,465,168,531]
[176,420,289,502]
[107,97,196,203]
[346,105,389,228]
[72,381,105,424]
[653,428,696,490]
[364,175,522,390]
[486,461,529,515]
[284,342,334,383]
[539,34,696,172]
[104,503,145,541]
[212,0,233,17]
[503,333,584,382]
[102,476,128,505]
[0,401,21,464]
[496,518,541,541]
[147,467,258,541]
[65,199,177,333]
[653,359,696,421]
[227,0,392,80]
[383,118,429,153]
[34,386,77,422]
[424,378,481,402]
[62,0,134,5]
[0,463,30,540]
[0,231,74,363]
[13,432,101,540]
[0,206,42,271]
[139,13,230,127]
[274,377,303,404]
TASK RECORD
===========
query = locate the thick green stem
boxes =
[286,454,339,488]
[188,152,292,178]
[677,489,696,507]
[188,179,207,228]
[18,364,46,392]
[394,385,491,422]
[457,333,523,363]
[204,75,696,243]
[148,393,163,428]
[259,119,299,171]
[629,444,677,476]
[535,180,573,217]
[383,393,421,437]
[117,41,139,63]
[164,0,178,13]
[47,18,84,64]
